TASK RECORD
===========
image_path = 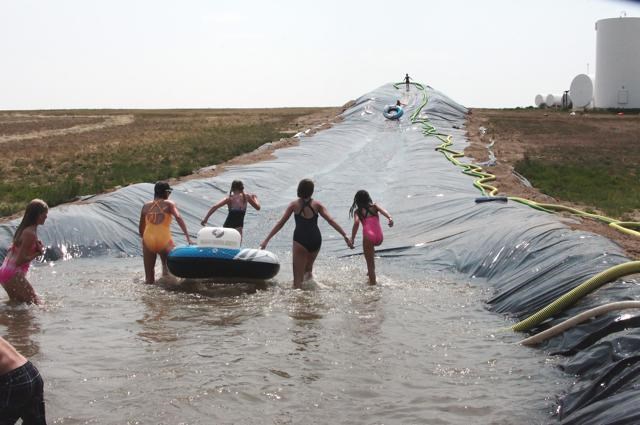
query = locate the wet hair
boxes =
[349,190,373,219]
[14,199,48,243]
[297,179,314,199]
[230,180,244,195]
[154,181,172,199]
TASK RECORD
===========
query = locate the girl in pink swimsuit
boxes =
[349,190,393,285]
[0,199,48,304]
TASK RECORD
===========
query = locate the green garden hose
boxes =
[398,81,640,334]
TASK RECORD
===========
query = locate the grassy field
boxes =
[471,108,640,219]
[0,108,340,217]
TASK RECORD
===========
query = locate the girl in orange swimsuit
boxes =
[0,199,48,304]
[139,182,192,284]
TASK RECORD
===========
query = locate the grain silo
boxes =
[594,17,640,108]
[534,94,545,107]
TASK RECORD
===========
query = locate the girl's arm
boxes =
[316,202,353,248]
[138,205,147,238]
[350,214,360,246]
[169,202,193,245]
[201,197,229,226]
[374,204,394,227]
[259,202,295,249]
[247,193,261,211]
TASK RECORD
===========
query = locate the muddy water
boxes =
[1,255,568,424]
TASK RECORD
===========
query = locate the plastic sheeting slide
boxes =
[1,83,638,423]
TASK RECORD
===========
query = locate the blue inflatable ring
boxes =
[383,105,404,120]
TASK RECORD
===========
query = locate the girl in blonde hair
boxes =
[0,199,48,304]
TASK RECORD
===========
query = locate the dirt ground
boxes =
[465,108,640,258]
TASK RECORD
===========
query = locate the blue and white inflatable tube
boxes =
[383,105,404,120]
[167,227,280,280]
[168,246,280,280]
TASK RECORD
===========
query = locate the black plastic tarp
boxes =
[1,83,638,423]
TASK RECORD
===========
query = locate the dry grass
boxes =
[0,108,341,217]
[466,107,640,257]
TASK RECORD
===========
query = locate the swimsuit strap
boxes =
[146,200,167,223]
[298,199,316,217]
[358,205,376,220]
[228,192,248,211]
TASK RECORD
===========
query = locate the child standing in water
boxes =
[0,199,48,304]
[349,190,393,285]
[200,180,260,239]
[259,179,353,288]
[139,182,192,284]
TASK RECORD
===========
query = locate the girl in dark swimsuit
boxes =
[260,179,353,288]
[201,180,261,240]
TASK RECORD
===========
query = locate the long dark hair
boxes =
[230,180,244,195]
[14,199,48,243]
[349,190,373,219]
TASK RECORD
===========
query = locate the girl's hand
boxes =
[388,218,394,227]
[259,241,267,250]
[200,220,207,226]
[35,240,45,255]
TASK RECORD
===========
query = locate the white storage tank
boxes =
[534,94,545,107]
[594,17,640,108]
[570,74,595,108]
[545,94,563,107]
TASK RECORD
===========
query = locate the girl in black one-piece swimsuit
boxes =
[259,179,353,288]
[293,199,322,252]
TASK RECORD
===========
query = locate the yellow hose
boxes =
[399,82,640,239]
[519,301,640,346]
[511,261,640,332]
[399,82,640,332]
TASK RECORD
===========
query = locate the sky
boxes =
[2,0,640,110]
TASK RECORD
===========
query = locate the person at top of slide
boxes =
[259,179,353,288]
[0,199,48,304]
[139,182,192,284]
[201,180,260,239]
[349,190,393,285]
[404,73,411,91]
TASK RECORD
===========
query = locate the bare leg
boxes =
[142,244,157,284]
[159,250,170,277]
[292,242,309,288]
[2,274,42,304]
[304,250,320,281]
[363,238,376,285]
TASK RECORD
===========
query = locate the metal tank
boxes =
[570,74,595,108]
[595,17,640,108]
[545,94,562,107]
[534,94,545,107]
